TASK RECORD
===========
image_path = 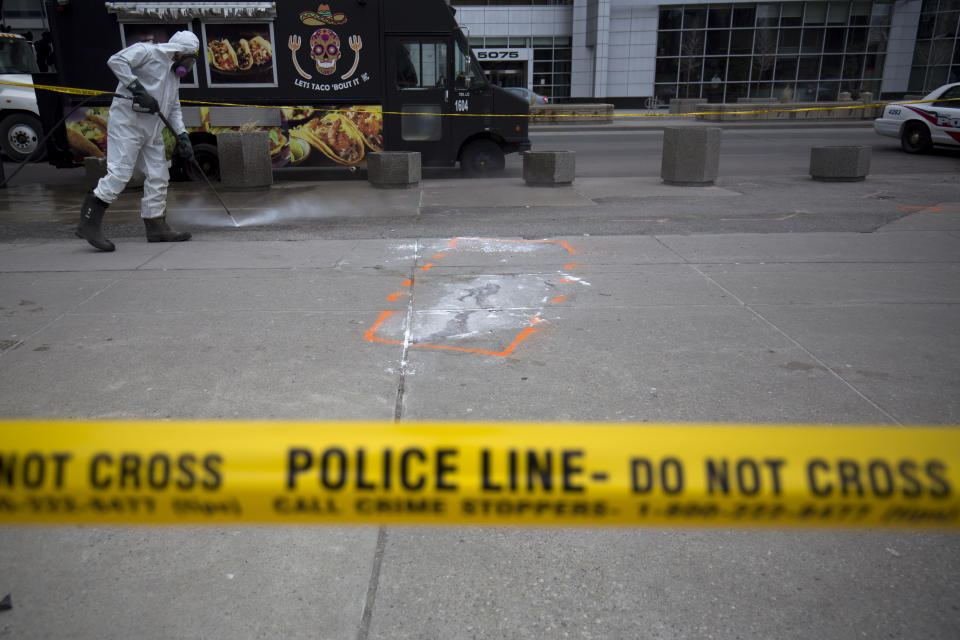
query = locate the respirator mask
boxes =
[172,51,198,78]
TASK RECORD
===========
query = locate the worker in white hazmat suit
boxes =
[76,31,199,251]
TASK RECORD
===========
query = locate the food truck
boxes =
[43,0,530,177]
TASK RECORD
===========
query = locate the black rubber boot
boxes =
[75,191,115,252]
[144,216,191,243]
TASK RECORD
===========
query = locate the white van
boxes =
[0,32,43,161]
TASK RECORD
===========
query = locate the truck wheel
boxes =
[186,143,220,182]
[460,139,505,176]
[901,121,933,154]
[0,113,45,162]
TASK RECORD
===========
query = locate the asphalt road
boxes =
[4,123,960,191]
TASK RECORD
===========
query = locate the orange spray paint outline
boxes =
[366,237,579,357]
[899,206,942,212]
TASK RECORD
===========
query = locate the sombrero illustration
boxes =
[300,4,348,26]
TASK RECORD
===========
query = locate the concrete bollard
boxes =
[809,146,871,182]
[669,98,705,114]
[217,131,272,190]
[84,157,144,191]
[859,91,875,118]
[367,151,421,188]
[660,127,721,186]
[522,150,575,186]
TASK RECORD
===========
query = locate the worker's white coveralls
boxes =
[93,31,198,219]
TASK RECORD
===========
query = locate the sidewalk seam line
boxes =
[356,527,388,640]
[357,242,422,639]
[394,239,419,422]
[133,243,180,270]
[690,264,903,426]
[652,235,691,264]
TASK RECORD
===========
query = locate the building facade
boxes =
[4,1,958,103]
[452,0,960,104]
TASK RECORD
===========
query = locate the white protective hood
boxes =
[158,31,199,57]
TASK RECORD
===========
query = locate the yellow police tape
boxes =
[3,78,957,120]
[0,420,958,528]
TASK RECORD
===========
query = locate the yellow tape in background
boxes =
[0,421,957,528]
[3,78,958,120]
[0,79,111,97]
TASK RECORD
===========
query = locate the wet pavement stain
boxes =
[457,283,500,309]
[418,311,474,342]
[367,237,582,357]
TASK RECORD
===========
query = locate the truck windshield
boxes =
[0,37,40,74]
[454,36,486,90]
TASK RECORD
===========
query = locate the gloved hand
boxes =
[127,79,159,114]
[175,132,194,162]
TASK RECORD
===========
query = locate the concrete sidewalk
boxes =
[0,169,959,638]
[2,205,958,423]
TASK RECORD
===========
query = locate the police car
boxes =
[874,82,960,153]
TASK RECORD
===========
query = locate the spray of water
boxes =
[228,208,282,227]
[166,195,238,228]
[166,194,357,228]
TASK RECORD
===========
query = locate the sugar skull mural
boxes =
[289,5,366,85]
[310,28,340,75]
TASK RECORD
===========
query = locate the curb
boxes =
[531,120,876,133]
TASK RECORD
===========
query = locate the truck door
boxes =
[384,37,452,166]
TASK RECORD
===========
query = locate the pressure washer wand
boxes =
[153,110,235,222]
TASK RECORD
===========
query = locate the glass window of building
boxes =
[661,8,684,30]
[684,7,708,29]
[804,3,827,26]
[709,5,733,28]
[781,4,802,27]
[654,1,895,104]
[909,0,960,92]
